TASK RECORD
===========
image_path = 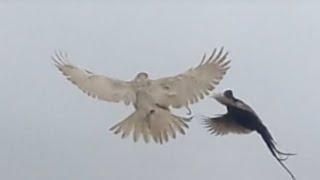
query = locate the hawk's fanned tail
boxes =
[110,109,191,144]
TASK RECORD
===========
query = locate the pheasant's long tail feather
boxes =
[257,125,296,180]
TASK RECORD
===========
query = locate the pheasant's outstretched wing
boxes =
[203,115,252,135]
[53,52,136,105]
[150,48,230,109]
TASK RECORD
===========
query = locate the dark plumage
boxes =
[203,90,296,180]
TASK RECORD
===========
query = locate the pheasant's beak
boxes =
[212,92,222,99]
[212,92,233,106]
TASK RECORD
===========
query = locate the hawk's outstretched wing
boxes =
[150,48,230,108]
[53,52,136,105]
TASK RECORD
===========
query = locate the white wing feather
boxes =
[52,52,136,105]
[150,48,230,108]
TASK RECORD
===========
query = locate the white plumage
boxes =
[53,48,230,144]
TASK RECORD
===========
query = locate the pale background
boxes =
[1,1,319,180]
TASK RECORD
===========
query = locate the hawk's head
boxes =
[134,72,149,82]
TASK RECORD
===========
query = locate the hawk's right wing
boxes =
[53,52,136,105]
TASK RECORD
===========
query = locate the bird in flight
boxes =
[203,90,296,179]
[53,48,230,144]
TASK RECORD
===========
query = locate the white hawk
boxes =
[53,48,230,144]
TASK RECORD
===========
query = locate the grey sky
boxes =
[0,1,319,180]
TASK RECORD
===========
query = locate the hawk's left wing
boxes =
[150,48,230,109]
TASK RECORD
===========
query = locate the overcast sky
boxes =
[1,1,319,180]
